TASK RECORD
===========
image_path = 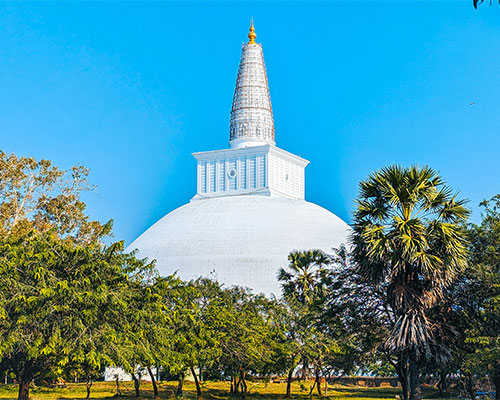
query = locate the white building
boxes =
[128,22,350,296]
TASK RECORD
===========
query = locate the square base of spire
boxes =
[192,145,309,201]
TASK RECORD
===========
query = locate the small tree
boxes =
[278,250,342,397]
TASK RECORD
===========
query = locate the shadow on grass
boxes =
[0,382,456,400]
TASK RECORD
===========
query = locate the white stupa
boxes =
[129,22,349,296]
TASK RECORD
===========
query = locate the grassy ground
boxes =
[0,380,457,400]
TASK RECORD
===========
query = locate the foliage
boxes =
[0,151,105,243]
[1,152,499,400]
[449,195,500,398]
[278,250,347,396]
[474,0,500,8]
[351,165,469,400]
[0,231,151,399]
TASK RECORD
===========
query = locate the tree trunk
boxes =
[86,378,93,399]
[461,372,474,400]
[408,351,421,400]
[241,369,247,393]
[131,369,141,398]
[315,368,322,397]
[437,371,450,398]
[147,367,159,400]
[116,376,122,395]
[190,366,202,400]
[394,353,409,400]
[308,379,317,397]
[492,374,500,400]
[230,376,234,393]
[176,373,184,397]
[17,379,31,400]
[285,367,294,398]
[234,376,240,394]
[239,368,247,399]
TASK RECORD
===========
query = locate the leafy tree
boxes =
[262,300,301,398]
[351,165,469,400]
[278,249,342,397]
[449,195,500,399]
[0,232,149,400]
[0,153,153,400]
[159,278,203,398]
[328,245,411,397]
[0,151,104,243]
[115,268,167,400]
[216,287,274,398]
[182,279,229,399]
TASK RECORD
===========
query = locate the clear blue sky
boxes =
[1,1,499,244]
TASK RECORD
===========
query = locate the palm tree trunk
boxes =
[408,351,421,400]
[437,371,450,397]
[394,354,409,400]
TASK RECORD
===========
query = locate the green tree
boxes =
[216,287,274,398]
[278,249,342,397]
[351,165,469,400]
[262,300,301,398]
[0,151,104,243]
[328,245,410,398]
[0,153,152,400]
[0,232,149,400]
[115,268,168,400]
[449,195,500,399]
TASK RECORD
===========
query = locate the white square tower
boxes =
[192,145,309,201]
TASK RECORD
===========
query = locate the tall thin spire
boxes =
[229,21,275,149]
[248,18,257,44]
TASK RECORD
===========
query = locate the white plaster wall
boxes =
[128,196,350,296]
[268,151,305,199]
[104,367,156,382]
[197,153,267,195]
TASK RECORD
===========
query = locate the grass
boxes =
[0,380,457,400]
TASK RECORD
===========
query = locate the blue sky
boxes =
[1,1,499,244]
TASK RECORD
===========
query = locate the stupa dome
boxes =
[129,196,349,296]
[127,22,349,296]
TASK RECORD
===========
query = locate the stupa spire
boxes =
[229,21,275,149]
[248,18,257,44]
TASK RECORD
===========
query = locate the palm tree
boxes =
[278,250,333,397]
[278,249,331,305]
[351,165,469,400]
